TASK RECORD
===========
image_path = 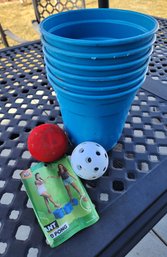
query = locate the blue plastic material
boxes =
[52,208,65,219]
[49,79,143,151]
[40,8,158,150]
[63,202,73,214]
[72,198,78,206]
[42,36,155,66]
[47,67,146,95]
[43,46,152,77]
[40,8,158,53]
[45,57,149,87]
[43,23,154,53]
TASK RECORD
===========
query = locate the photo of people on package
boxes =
[34,173,61,213]
[47,164,87,202]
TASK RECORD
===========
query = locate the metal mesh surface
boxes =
[0,17,167,257]
[147,18,167,83]
[33,0,86,22]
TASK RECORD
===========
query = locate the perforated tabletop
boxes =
[0,17,167,257]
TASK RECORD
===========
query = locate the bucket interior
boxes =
[50,20,146,41]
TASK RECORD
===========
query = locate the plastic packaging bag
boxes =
[20,156,99,247]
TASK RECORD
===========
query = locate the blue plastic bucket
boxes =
[52,208,65,219]
[50,80,143,150]
[47,67,146,95]
[43,46,152,77]
[42,35,155,66]
[45,57,149,87]
[40,9,158,53]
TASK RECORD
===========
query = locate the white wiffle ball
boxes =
[70,141,109,180]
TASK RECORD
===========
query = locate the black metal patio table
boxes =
[0,17,167,257]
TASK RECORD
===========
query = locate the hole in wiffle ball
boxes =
[94,167,99,172]
[96,151,100,156]
[85,157,92,163]
[77,165,82,170]
[79,148,84,153]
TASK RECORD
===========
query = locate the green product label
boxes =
[20,156,99,247]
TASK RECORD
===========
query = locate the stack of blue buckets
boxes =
[40,8,158,151]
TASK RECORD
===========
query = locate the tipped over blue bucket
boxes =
[52,208,64,219]
[63,202,73,214]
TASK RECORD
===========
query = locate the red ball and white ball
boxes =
[71,141,109,180]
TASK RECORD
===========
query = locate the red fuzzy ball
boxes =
[27,124,68,162]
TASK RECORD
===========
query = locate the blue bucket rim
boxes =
[40,8,159,46]
[49,76,143,100]
[43,46,153,71]
[41,35,156,59]
[47,66,146,92]
[45,56,149,82]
